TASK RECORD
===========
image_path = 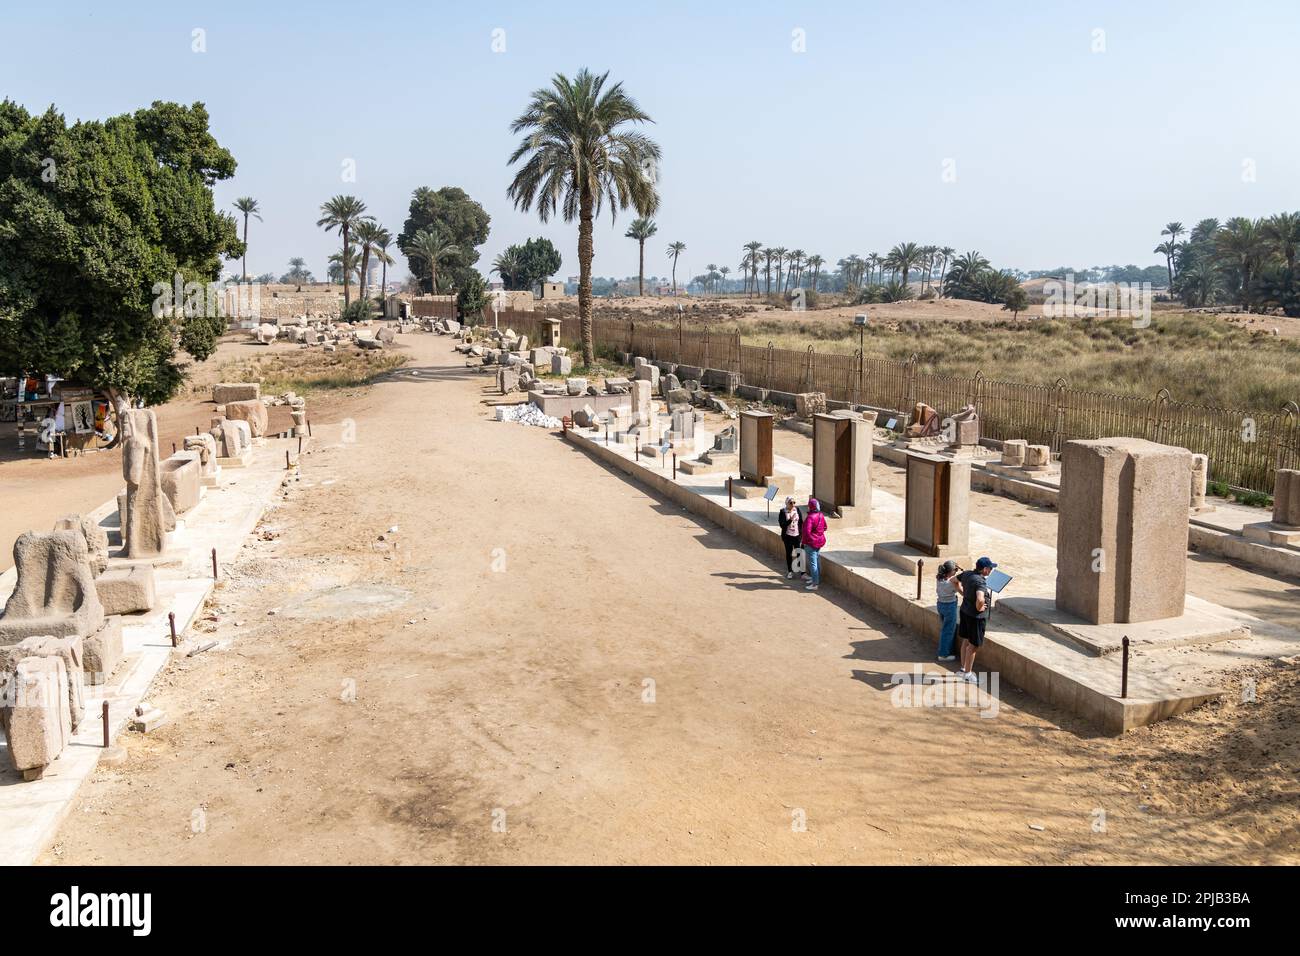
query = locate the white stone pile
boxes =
[494,402,562,428]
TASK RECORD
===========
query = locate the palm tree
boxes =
[1161,221,1186,248]
[284,256,312,284]
[507,68,660,365]
[719,265,731,293]
[625,217,658,296]
[762,248,775,296]
[937,246,955,296]
[353,219,384,301]
[406,229,461,294]
[1262,211,1300,271]
[889,242,922,289]
[742,241,762,297]
[373,227,395,299]
[1215,217,1267,308]
[493,247,526,290]
[328,244,361,288]
[1154,240,1179,291]
[316,195,372,306]
[665,241,686,295]
[705,263,718,295]
[770,247,787,293]
[232,197,261,281]
[807,254,824,291]
[789,249,805,289]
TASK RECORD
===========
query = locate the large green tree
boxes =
[507,69,660,365]
[0,99,242,404]
[397,186,490,293]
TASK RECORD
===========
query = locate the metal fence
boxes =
[475,311,1298,491]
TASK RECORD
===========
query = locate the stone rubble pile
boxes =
[495,402,562,428]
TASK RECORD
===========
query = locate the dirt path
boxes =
[40,334,1297,865]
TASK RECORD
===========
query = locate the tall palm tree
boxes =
[889,242,922,289]
[806,254,824,291]
[353,219,384,301]
[789,249,805,289]
[770,247,787,293]
[507,68,660,365]
[705,263,718,295]
[666,241,686,295]
[1161,221,1186,248]
[284,256,311,284]
[762,248,775,296]
[1154,240,1179,291]
[406,229,461,294]
[742,241,762,297]
[1262,211,1300,271]
[719,265,731,293]
[625,217,658,296]
[937,246,955,296]
[316,195,372,306]
[373,227,395,298]
[232,197,261,281]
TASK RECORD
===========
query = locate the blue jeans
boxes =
[807,547,821,585]
[937,601,958,657]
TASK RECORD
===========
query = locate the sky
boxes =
[2,0,1297,284]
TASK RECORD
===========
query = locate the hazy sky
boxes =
[3,0,1297,283]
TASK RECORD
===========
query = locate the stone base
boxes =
[873,540,971,575]
[679,453,738,475]
[217,448,253,469]
[733,472,794,499]
[1241,521,1300,548]
[825,503,873,528]
[998,596,1250,657]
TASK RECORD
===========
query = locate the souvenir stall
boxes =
[0,374,115,457]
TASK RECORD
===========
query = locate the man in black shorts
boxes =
[957,556,997,683]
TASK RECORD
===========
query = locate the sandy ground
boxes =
[36,333,1299,865]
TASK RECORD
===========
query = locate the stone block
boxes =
[566,378,588,396]
[1190,453,1209,511]
[161,454,202,514]
[212,382,261,405]
[0,655,71,773]
[225,399,269,438]
[635,363,660,390]
[813,412,874,524]
[1273,469,1300,527]
[1056,438,1191,625]
[1001,439,1028,467]
[94,565,156,615]
[552,354,573,375]
[795,392,827,419]
[183,433,219,483]
[1024,444,1052,469]
[83,618,123,685]
[0,530,104,644]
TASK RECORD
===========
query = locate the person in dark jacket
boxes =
[777,496,803,579]
[801,497,828,591]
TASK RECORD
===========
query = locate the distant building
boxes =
[538,281,565,299]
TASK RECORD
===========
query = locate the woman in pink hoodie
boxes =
[800,497,827,591]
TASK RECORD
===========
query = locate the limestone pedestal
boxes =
[1055,437,1191,625]
[812,411,874,527]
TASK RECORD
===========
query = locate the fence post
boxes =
[855,348,863,408]
[971,369,985,415]
[804,346,815,393]
[704,328,711,370]
[1153,388,1171,444]
[766,342,774,390]
[1051,377,1068,455]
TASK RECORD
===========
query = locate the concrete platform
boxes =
[998,596,1251,657]
[563,426,1246,736]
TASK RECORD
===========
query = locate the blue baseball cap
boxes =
[975,556,997,570]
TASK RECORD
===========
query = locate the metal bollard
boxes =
[1121,636,1130,698]
[285,450,291,469]
[728,477,733,508]
[308,420,313,437]
[211,547,218,581]
[673,453,677,480]
[168,611,178,647]
[298,436,303,455]
[102,701,110,748]
[916,559,924,600]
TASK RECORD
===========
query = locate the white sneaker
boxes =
[964,672,978,684]
[956,668,966,676]
[805,583,818,591]
[937,655,957,662]
[786,571,793,579]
